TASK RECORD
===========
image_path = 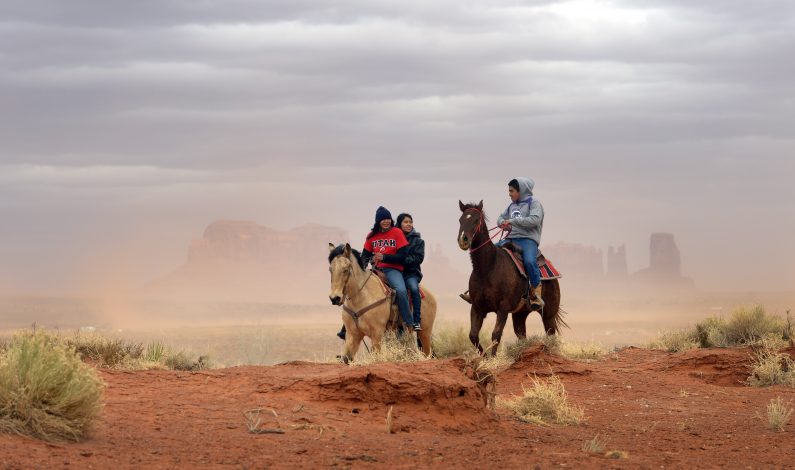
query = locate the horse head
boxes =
[457,200,484,250]
[327,243,355,305]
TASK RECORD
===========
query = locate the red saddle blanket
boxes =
[502,248,562,280]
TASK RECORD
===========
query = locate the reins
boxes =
[337,260,392,327]
[464,207,508,253]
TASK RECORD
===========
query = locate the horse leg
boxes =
[418,329,432,356]
[342,328,364,362]
[469,306,485,354]
[489,311,510,356]
[511,310,530,340]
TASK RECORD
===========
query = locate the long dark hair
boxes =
[367,219,395,239]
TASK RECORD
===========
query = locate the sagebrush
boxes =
[0,331,104,442]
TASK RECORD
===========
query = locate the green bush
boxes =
[0,331,104,442]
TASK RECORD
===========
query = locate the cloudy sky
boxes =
[1,0,793,294]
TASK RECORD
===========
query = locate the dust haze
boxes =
[1,1,794,345]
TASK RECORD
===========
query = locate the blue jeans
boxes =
[383,268,413,328]
[404,274,421,325]
[497,238,541,287]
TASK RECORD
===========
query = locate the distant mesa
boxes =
[145,220,467,302]
[539,233,694,294]
[632,233,694,288]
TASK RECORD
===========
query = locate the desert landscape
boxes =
[3,1,795,468]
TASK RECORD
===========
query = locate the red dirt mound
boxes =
[257,359,493,429]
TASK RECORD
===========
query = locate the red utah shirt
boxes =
[363,227,408,271]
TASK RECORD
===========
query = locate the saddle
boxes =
[500,242,562,281]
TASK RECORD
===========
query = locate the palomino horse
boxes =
[457,200,566,355]
[328,243,437,361]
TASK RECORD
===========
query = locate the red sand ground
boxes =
[2,347,795,469]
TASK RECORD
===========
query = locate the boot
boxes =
[459,290,472,304]
[530,283,544,309]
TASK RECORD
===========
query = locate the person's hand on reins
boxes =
[499,221,512,232]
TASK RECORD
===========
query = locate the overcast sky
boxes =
[1,0,793,294]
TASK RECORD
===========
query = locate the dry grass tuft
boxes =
[355,331,429,365]
[560,341,605,362]
[498,375,583,425]
[766,397,793,432]
[605,450,629,459]
[66,333,209,371]
[648,329,699,352]
[582,434,607,454]
[651,304,788,351]
[0,331,104,442]
[431,326,490,358]
[746,349,795,387]
[505,335,561,361]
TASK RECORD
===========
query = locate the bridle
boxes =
[461,207,507,253]
[331,255,391,327]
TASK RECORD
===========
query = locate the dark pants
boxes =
[404,274,421,325]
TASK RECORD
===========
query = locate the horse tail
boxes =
[553,306,570,333]
[542,278,568,334]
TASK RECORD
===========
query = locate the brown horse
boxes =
[328,243,437,361]
[457,200,566,355]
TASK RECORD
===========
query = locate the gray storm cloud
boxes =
[0,0,793,294]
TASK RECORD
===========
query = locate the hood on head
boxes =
[515,177,535,199]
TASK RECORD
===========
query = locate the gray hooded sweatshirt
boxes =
[497,177,544,244]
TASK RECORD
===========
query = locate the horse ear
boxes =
[344,243,352,257]
[459,200,466,212]
[328,243,335,252]
[477,200,483,210]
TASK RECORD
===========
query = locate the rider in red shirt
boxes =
[337,206,414,340]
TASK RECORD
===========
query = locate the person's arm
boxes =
[403,239,424,267]
[510,203,543,230]
[496,206,510,226]
[361,248,373,269]
[383,245,407,264]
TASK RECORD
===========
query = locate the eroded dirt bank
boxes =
[2,348,795,468]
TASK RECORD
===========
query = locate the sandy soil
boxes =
[2,347,795,469]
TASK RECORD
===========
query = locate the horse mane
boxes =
[461,202,489,223]
[328,244,363,267]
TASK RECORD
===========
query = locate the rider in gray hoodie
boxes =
[461,177,545,308]
[497,177,544,307]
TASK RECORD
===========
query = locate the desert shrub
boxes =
[505,335,561,361]
[144,341,167,363]
[498,375,583,425]
[65,333,208,371]
[560,341,605,362]
[649,329,699,352]
[582,434,607,454]
[694,317,728,348]
[0,331,104,441]
[652,305,789,351]
[355,331,429,365]
[766,397,793,432]
[432,327,479,358]
[746,349,795,387]
[723,305,784,346]
[66,333,144,368]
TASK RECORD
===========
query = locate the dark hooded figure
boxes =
[397,213,425,331]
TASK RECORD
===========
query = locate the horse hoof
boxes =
[336,355,350,365]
